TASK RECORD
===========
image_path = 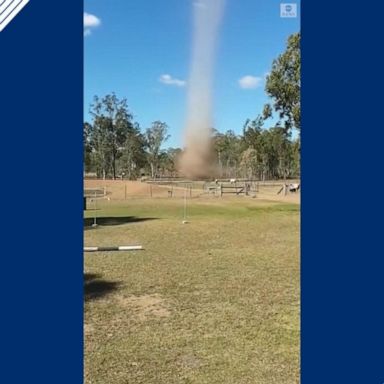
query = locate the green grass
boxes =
[84,197,300,384]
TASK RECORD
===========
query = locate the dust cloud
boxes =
[179,0,225,179]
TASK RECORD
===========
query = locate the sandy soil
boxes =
[84,179,300,204]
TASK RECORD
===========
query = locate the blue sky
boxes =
[84,0,300,148]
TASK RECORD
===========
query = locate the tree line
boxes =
[84,33,300,180]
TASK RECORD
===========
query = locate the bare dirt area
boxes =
[84,179,300,204]
[84,179,167,199]
[115,294,171,320]
[256,185,300,204]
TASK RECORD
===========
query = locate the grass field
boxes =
[84,195,300,383]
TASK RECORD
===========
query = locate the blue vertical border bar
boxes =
[0,1,83,383]
[302,1,384,383]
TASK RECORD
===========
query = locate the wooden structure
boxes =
[204,180,258,197]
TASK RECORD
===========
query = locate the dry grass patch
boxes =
[84,197,300,384]
[115,293,171,320]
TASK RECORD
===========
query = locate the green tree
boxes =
[266,127,290,179]
[213,130,242,178]
[264,33,300,131]
[89,94,134,179]
[240,147,258,179]
[120,122,147,179]
[242,116,264,150]
[83,122,93,173]
[162,147,182,177]
[145,121,170,178]
[290,138,301,177]
[241,117,299,180]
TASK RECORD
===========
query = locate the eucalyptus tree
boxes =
[145,121,170,178]
[83,122,93,173]
[89,93,135,179]
[264,32,301,132]
[120,123,147,179]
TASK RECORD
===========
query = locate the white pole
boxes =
[84,245,143,252]
[183,187,187,220]
[93,191,98,227]
[182,185,188,223]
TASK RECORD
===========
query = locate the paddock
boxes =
[84,194,300,384]
[84,179,300,204]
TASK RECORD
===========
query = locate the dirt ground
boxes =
[84,179,300,204]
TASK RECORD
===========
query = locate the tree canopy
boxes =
[264,33,301,131]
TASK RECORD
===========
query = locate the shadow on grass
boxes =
[84,216,158,229]
[84,273,120,301]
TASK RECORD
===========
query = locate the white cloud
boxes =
[84,12,101,28]
[238,75,263,89]
[84,12,101,36]
[159,74,186,87]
